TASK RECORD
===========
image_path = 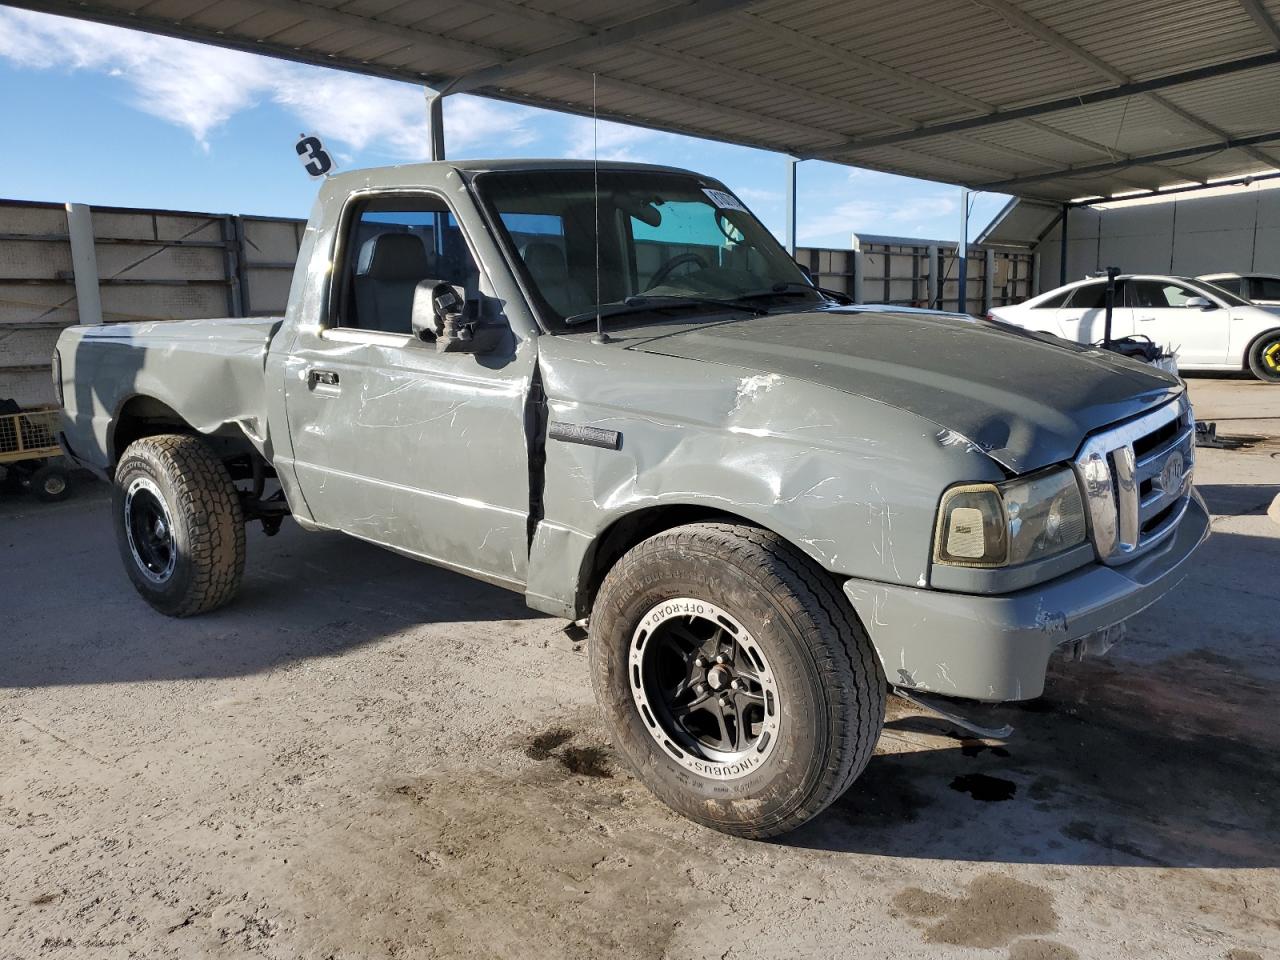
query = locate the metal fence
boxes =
[795,236,1035,315]
[0,199,304,407]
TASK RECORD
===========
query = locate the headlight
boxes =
[934,467,1087,568]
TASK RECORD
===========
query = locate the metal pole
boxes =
[957,188,969,313]
[1059,203,1069,287]
[425,88,446,161]
[784,157,798,257]
[64,203,103,326]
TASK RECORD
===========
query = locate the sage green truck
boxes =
[54,160,1209,837]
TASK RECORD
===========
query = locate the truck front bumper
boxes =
[843,490,1210,702]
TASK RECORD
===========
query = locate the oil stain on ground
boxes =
[524,726,613,778]
[1008,938,1079,960]
[893,873,1057,948]
[950,773,1017,802]
[525,727,575,761]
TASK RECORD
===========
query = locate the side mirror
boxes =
[410,280,505,354]
[1183,295,1214,309]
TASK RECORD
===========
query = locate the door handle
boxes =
[308,368,340,386]
[1137,316,1156,322]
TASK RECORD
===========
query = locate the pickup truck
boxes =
[55,160,1209,838]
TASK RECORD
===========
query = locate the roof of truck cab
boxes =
[324,158,710,186]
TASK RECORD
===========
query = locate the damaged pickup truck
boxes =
[55,160,1209,837]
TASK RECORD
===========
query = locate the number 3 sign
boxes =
[295,134,334,178]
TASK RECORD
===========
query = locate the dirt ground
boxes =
[2,375,1278,960]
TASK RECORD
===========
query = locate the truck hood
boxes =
[622,307,1182,473]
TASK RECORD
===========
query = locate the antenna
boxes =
[591,72,610,345]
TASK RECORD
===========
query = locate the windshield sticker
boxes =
[702,188,747,212]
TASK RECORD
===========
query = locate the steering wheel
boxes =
[647,252,708,289]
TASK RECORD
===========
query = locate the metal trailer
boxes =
[0,406,73,501]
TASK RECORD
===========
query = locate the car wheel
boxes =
[590,521,885,838]
[113,433,245,617]
[30,463,73,502]
[1247,331,1280,383]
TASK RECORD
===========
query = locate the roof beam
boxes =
[444,0,759,94]
[1237,0,1280,48]
[977,129,1280,190]
[834,50,1280,152]
[974,0,1280,173]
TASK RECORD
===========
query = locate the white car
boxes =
[989,274,1280,383]
[1197,272,1280,313]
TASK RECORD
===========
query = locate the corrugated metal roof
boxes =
[8,0,1280,202]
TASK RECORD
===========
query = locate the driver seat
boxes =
[521,241,589,318]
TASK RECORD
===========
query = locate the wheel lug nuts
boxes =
[695,683,706,693]
[730,679,741,690]
[719,696,731,708]
[715,654,727,664]
[693,657,705,668]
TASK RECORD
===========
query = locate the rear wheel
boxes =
[1247,331,1280,383]
[113,434,245,617]
[590,521,885,838]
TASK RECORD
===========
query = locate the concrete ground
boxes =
[2,377,1278,960]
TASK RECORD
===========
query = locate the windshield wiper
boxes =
[564,295,765,327]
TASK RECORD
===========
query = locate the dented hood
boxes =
[623,307,1182,473]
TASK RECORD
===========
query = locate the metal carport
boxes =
[7,0,1280,201]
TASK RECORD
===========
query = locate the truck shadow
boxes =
[787,644,1280,868]
[0,495,542,689]
[790,526,1280,868]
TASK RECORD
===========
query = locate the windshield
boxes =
[474,169,823,332]
[1185,277,1251,307]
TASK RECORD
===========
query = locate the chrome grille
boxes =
[1073,397,1194,565]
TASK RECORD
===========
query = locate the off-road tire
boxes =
[31,462,73,502]
[590,521,885,838]
[113,434,245,617]
[1247,330,1280,383]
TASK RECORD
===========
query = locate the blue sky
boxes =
[0,8,1009,247]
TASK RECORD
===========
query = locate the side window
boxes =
[1252,277,1280,300]
[1212,277,1242,295]
[335,196,480,334]
[1160,283,1197,307]
[1065,283,1106,309]
[1127,280,1172,309]
[1034,289,1072,308]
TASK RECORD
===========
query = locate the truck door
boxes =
[1127,279,1229,367]
[281,193,535,588]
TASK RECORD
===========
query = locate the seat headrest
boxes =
[357,233,430,281]
[522,241,568,283]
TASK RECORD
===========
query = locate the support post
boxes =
[850,235,864,304]
[1059,203,1069,287]
[983,248,995,315]
[425,88,446,161]
[1032,251,1041,296]
[64,203,102,326]
[957,188,969,313]
[927,244,939,308]
[784,157,798,256]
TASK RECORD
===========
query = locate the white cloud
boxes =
[799,193,959,244]
[0,8,537,156]
[564,117,675,161]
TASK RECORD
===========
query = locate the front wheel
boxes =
[113,434,245,617]
[1248,331,1280,383]
[590,522,885,838]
